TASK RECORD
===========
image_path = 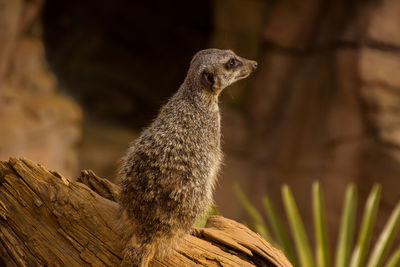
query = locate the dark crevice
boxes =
[362,38,400,53]
[204,257,223,267]
[176,250,204,265]
[0,162,13,185]
[0,232,18,266]
[262,38,400,56]
[375,139,400,151]
[362,80,400,96]
[363,103,400,113]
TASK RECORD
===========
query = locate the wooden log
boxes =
[0,158,292,266]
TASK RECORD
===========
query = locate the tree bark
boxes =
[0,158,291,267]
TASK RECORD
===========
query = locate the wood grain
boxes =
[0,158,292,266]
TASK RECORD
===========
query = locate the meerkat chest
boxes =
[208,103,221,136]
[202,109,221,150]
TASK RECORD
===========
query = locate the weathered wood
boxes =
[0,158,292,266]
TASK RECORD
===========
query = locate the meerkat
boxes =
[118,48,257,266]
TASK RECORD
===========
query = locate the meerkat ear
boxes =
[201,71,214,88]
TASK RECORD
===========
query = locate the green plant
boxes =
[234,182,400,267]
[194,205,219,227]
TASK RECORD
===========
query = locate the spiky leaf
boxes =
[335,184,357,267]
[233,182,272,241]
[263,196,298,266]
[282,185,315,267]
[312,181,330,267]
[366,202,400,267]
[349,184,381,267]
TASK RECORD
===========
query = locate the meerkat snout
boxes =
[233,58,258,80]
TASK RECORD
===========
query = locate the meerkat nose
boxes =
[252,62,258,70]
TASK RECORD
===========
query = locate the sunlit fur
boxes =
[118,48,257,267]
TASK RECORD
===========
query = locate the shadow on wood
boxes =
[0,158,292,266]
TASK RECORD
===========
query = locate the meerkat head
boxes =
[187,49,258,95]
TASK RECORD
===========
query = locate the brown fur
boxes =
[118,48,257,266]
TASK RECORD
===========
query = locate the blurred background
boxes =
[0,0,399,248]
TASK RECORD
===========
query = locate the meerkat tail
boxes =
[121,240,155,267]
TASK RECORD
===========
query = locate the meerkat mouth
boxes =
[236,73,250,79]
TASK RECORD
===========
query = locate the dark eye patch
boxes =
[225,58,240,70]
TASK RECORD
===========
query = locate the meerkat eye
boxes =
[226,58,239,70]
